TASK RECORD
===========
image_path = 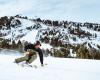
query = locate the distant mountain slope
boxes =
[0,15,100,59]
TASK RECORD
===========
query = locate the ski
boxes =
[14,61,48,68]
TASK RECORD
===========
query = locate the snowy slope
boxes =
[1,17,42,43]
[20,22,49,43]
[0,51,100,80]
[0,16,100,51]
[2,18,35,40]
[20,30,38,43]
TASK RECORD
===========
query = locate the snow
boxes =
[40,43,52,50]
[0,50,100,80]
[16,18,35,28]
[20,30,38,43]
[2,18,36,41]
[1,17,100,50]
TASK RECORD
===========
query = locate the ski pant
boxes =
[15,49,37,64]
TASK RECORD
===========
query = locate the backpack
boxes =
[24,44,34,51]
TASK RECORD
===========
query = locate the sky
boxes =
[0,0,100,23]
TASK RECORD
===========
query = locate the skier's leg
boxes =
[26,49,37,64]
[15,54,29,63]
[28,54,37,64]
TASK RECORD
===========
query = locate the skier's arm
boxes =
[36,48,43,65]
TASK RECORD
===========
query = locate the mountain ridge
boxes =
[0,15,100,59]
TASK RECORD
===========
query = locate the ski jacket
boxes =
[24,44,43,64]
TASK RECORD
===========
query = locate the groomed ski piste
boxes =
[0,50,100,80]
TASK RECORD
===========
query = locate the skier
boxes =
[15,41,44,66]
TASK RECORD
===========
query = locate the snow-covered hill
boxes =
[0,51,100,80]
[0,16,100,59]
[1,16,100,46]
[0,17,40,42]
